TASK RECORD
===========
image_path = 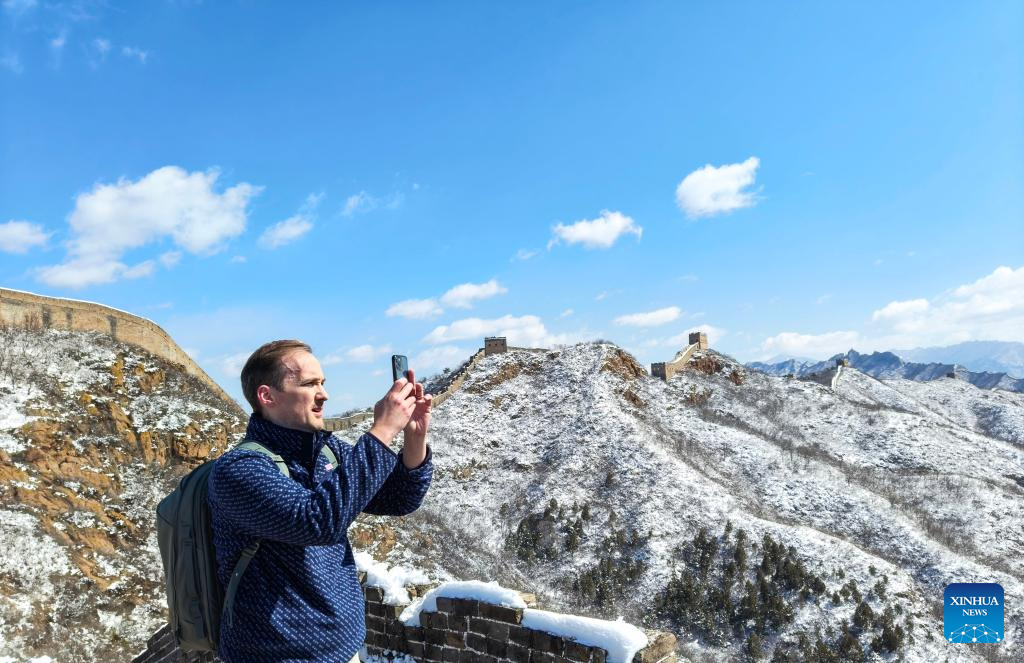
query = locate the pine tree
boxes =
[852,600,874,630]
[837,621,864,661]
[746,632,764,660]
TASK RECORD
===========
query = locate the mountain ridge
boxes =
[748,348,1024,393]
[2,324,1022,661]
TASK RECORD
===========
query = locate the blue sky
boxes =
[2,1,1022,411]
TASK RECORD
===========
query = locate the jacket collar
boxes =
[244,414,331,467]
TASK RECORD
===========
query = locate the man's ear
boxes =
[256,385,274,410]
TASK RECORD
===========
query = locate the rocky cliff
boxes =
[0,322,246,662]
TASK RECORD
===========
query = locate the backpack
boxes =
[156,439,339,651]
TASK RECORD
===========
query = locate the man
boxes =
[208,339,433,663]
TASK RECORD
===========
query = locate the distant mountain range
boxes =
[748,342,1024,393]
[898,340,1024,377]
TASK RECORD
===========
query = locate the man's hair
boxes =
[240,340,312,415]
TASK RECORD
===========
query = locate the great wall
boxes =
[132,574,678,663]
[0,287,240,411]
[2,289,707,662]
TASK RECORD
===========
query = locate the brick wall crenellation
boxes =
[359,577,677,663]
[130,576,677,662]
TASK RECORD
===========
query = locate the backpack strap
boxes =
[220,439,337,625]
[222,540,260,627]
[222,440,289,625]
[321,443,339,470]
[236,440,289,478]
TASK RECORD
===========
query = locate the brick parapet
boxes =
[359,578,677,663]
[131,576,676,663]
[650,341,700,382]
[0,288,242,414]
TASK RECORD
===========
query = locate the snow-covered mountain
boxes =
[353,344,1023,662]
[899,341,1024,379]
[749,349,1024,393]
[0,324,245,662]
[3,324,1023,662]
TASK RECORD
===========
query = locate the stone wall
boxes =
[431,349,486,408]
[131,576,678,663]
[800,366,838,389]
[361,582,677,663]
[324,410,376,433]
[323,349,487,432]
[0,288,240,410]
[484,337,508,356]
[650,341,701,382]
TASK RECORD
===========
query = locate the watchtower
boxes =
[689,331,709,349]
[836,358,850,367]
[484,336,508,356]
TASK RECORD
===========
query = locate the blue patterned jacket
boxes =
[207,415,432,662]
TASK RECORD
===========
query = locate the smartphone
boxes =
[391,354,409,382]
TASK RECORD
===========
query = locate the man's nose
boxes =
[317,384,329,401]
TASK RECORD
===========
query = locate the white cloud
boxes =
[159,251,182,268]
[230,255,247,263]
[424,314,568,347]
[1,53,23,74]
[36,166,260,288]
[755,266,1024,360]
[560,308,574,318]
[121,46,149,63]
[440,279,507,309]
[872,298,929,322]
[816,294,833,305]
[412,345,470,373]
[342,192,370,216]
[595,290,620,301]
[122,260,155,280]
[664,325,726,347]
[675,156,760,219]
[344,344,392,363]
[94,38,110,55]
[0,220,49,253]
[259,215,313,248]
[549,210,642,250]
[386,298,443,319]
[513,248,537,261]
[759,331,861,360]
[219,351,251,378]
[2,0,36,14]
[614,306,681,327]
[677,274,699,283]
[36,260,121,287]
[869,266,1024,344]
[259,193,322,249]
[341,190,402,217]
[323,343,393,366]
[49,31,66,52]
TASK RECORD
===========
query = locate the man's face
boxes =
[259,350,329,432]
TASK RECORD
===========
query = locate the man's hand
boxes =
[368,377,416,445]
[403,370,431,454]
[369,370,431,468]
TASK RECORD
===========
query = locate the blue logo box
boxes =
[944,583,1003,644]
